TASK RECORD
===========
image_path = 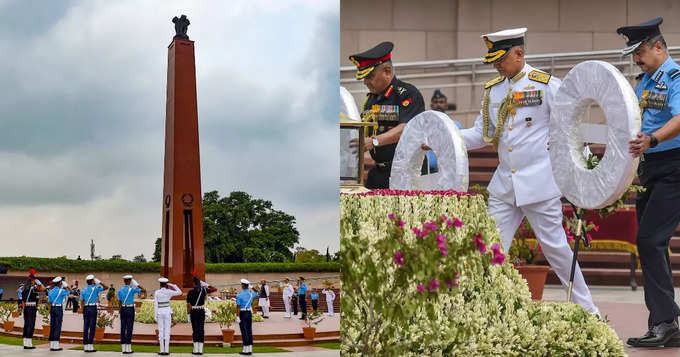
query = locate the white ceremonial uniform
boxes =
[154,283,182,353]
[282,283,294,318]
[460,62,598,314]
[322,289,336,316]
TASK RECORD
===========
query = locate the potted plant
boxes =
[302,310,325,340]
[95,309,117,341]
[37,304,51,337]
[212,302,237,345]
[0,302,18,332]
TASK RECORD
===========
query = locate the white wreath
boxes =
[390,110,469,191]
[550,60,640,209]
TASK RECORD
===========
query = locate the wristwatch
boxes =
[372,137,380,148]
[650,134,659,148]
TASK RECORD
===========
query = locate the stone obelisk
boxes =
[160,15,205,288]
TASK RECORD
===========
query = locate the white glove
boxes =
[34,279,42,286]
[61,281,68,288]
[236,317,241,324]
[154,315,158,322]
[187,314,191,321]
[94,278,101,285]
[199,280,209,288]
[131,279,139,288]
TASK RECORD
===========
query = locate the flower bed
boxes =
[340,190,623,356]
[134,300,264,324]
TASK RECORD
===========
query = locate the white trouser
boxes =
[326,300,334,315]
[157,312,172,340]
[260,298,270,317]
[283,296,292,316]
[488,195,599,314]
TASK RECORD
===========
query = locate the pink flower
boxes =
[417,284,424,293]
[446,273,459,288]
[439,214,448,223]
[452,218,464,228]
[490,244,506,265]
[388,213,396,220]
[566,234,574,243]
[586,233,593,243]
[428,279,439,292]
[397,220,405,229]
[412,227,421,236]
[473,234,486,253]
[436,234,446,243]
[394,251,405,266]
[592,224,600,232]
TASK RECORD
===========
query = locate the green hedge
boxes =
[0,257,339,273]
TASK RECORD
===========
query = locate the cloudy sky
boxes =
[0,1,339,259]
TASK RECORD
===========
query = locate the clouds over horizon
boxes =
[0,1,339,259]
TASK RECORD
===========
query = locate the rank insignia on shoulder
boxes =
[396,87,407,96]
[528,70,550,84]
[669,69,680,80]
[485,76,504,89]
[655,82,667,90]
[401,98,412,107]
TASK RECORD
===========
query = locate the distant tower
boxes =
[90,239,95,261]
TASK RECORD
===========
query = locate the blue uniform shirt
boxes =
[0,288,3,295]
[117,285,141,305]
[310,292,319,300]
[635,56,680,153]
[48,286,70,305]
[298,283,308,295]
[81,284,104,304]
[236,289,257,310]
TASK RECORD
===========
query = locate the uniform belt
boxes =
[376,161,392,168]
[52,304,62,307]
[122,304,135,307]
[24,302,36,306]
[643,147,680,161]
[157,302,170,308]
[191,306,204,310]
[240,308,252,311]
[85,303,98,306]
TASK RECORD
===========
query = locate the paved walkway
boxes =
[0,343,339,356]
[544,285,680,356]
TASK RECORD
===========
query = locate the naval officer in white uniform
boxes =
[458,27,598,315]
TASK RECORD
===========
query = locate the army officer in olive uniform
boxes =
[349,41,425,189]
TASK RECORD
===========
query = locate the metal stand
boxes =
[567,203,591,302]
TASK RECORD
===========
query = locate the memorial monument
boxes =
[160,15,206,288]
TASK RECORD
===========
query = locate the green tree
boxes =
[152,238,161,263]
[203,190,299,263]
[294,249,326,263]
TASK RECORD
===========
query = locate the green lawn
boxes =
[0,335,48,346]
[312,341,340,350]
[69,344,288,353]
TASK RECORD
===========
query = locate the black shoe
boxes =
[23,346,36,350]
[665,334,680,347]
[50,348,63,351]
[629,321,680,347]
[627,329,654,346]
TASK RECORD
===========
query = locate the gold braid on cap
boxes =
[482,89,515,150]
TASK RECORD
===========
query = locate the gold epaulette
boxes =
[484,76,505,89]
[528,70,551,84]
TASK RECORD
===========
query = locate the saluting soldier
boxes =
[154,277,182,355]
[235,279,257,356]
[322,287,336,316]
[186,272,216,355]
[81,274,106,353]
[48,276,70,351]
[349,42,425,189]
[617,18,680,348]
[21,269,43,349]
[457,28,599,315]
[118,275,144,354]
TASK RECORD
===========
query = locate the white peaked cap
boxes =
[52,277,62,283]
[482,27,527,41]
[123,275,133,280]
[158,277,169,283]
[241,278,250,285]
[85,274,95,280]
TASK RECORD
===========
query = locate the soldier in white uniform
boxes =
[322,287,336,316]
[154,277,182,355]
[281,278,294,318]
[458,28,598,314]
